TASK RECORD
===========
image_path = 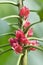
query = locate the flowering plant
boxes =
[0,0,43,65]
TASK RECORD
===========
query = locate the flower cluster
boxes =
[9,6,38,54]
[9,30,38,53]
[9,30,29,53]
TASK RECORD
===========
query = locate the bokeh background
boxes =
[0,0,43,65]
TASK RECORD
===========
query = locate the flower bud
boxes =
[20,37,29,45]
[29,40,38,51]
[23,21,30,28]
[19,6,30,19]
[9,38,18,46]
[12,43,23,53]
[16,30,25,38]
[28,28,33,37]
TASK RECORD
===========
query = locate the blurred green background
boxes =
[0,0,43,65]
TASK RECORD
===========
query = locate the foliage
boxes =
[0,0,43,65]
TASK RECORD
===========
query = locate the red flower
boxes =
[16,30,25,39]
[16,30,29,45]
[19,6,30,19]
[28,28,33,37]
[29,40,38,51]
[23,21,30,28]
[20,37,29,44]
[12,43,23,53]
[9,38,17,46]
[9,38,22,53]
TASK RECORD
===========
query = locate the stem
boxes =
[18,0,23,29]
[1,15,20,20]
[0,44,10,48]
[17,50,28,65]
[22,50,28,65]
[1,15,22,28]
[29,20,43,28]
[18,0,23,10]
[0,1,18,6]
[30,10,39,12]
[0,48,12,55]
[19,50,28,65]
[24,20,43,33]
[28,37,43,42]
[17,54,23,65]
[24,45,43,51]
[0,32,15,37]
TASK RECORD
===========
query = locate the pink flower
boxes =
[9,38,18,46]
[16,30,25,39]
[23,21,30,28]
[19,6,30,19]
[16,30,30,45]
[29,40,38,51]
[9,38,22,53]
[20,37,29,44]
[12,43,23,53]
[28,28,33,37]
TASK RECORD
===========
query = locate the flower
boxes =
[9,38,17,46]
[28,28,33,37]
[19,6,30,19]
[9,38,22,53]
[29,40,38,51]
[12,43,23,53]
[9,28,38,53]
[16,30,29,45]
[23,21,30,28]
[20,37,29,44]
[16,30,25,39]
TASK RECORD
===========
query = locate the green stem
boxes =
[18,0,23,29]
[18,0,23,10]
[29,20,43,28]
[17,54,23,65]
[28,37,43,42]
[24,20,43,33]
[1,15,22,28]
[24,45,43,51]
[0,32,15,37]
[17,0,23,27]
[20,50,28,65]
[22,50,28,65]
[1,15,20,20]
[0,1,18,6]
[30,10,39,12]
[17,50,28,65]
[0,48,12,55]
[0,44,10,48]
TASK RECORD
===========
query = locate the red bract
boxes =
[16,30,25,39]
[9,38,22,53]
[23,21,30,28]
[28,28,33,37]
[29,40,38,51]
[16,30,29,45]
[12,43,23,53]
[20,37,29,44]
[9,38,17,46]
[19,6,30,19]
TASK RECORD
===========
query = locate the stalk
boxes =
[22,50,28,65]
[17,50,28,65]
